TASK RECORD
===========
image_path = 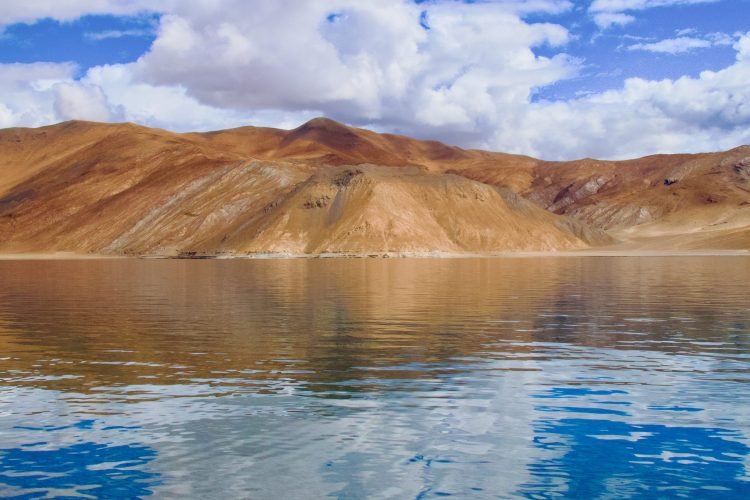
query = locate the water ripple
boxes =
[0,257,749,498]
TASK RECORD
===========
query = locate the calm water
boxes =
[1,257,749,499]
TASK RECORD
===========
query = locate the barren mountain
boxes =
[0,118,748,256]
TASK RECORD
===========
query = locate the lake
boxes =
[1,257,749,498]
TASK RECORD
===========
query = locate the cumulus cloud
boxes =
[52,81,123,122]
[132,0,577,145]
[0,62,76,127]
[0,62,125,126]
[84,63,310,131]
[495,32,750,159]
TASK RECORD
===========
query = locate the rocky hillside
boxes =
[0,118,748,255]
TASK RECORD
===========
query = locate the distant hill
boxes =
[0,118,748,256]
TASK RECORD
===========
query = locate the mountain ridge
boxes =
[1,118,748,255]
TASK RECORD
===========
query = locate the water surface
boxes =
[1,257,749,498]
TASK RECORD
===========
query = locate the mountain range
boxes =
[1,117,749,256]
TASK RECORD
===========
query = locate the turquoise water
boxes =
[0,257,749,498]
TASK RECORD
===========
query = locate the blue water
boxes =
[0,257,749,498]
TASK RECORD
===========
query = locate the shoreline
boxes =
[0,252,126,261]
[1,249,749,260]
[218,249,750,259]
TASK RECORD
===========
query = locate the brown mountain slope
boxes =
[191,117,483,168]
[0,120,610,255]
[452,147,750,248]
[221,165,612,254]
[0,118,748,255]
[0,122,306,254]
[196,118,750,248]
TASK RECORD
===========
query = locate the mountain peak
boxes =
[294,117,350,131]
[281,116,365,154]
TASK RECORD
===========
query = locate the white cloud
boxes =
[627,32,735,54]
[675,27,698,36]
[0,62,122,126]
[130,0,577,144]
[493,32,750,159]
[593,12,636,29]
[590,0,717,11]
[628,36,712,53]
[0,0,573,27]
[84,63,311,131]
[52,81,123,122]
[499,0,574,14]
[84,28,154,41]
[589,0,718,29]
[0,0,169,26]
[0,62,76,127]
[705,31,734,46]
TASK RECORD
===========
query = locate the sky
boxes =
[0,0,748,160]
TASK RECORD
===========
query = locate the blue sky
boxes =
[0,0,748,160]
[0,14,158,74]
[528,1,745,100]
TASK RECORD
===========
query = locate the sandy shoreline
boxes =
[0,249,749,260]
[221,250,750,258]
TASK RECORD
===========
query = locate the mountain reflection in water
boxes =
[0,257,749,498]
